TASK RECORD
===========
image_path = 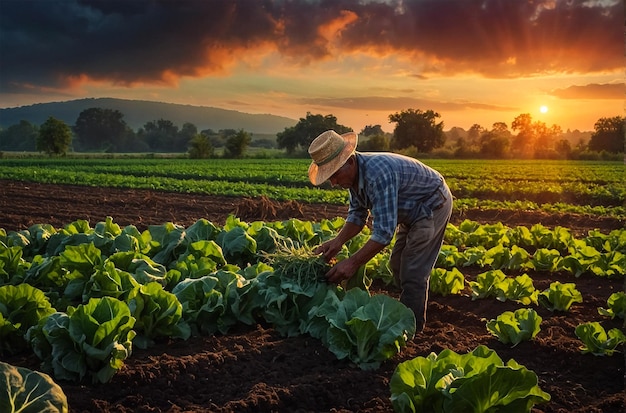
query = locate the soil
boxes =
[2,179,625,413]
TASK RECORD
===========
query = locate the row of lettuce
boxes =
[1,216,624,412]
[1,158,625,217]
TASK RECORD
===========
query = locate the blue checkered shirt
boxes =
[346,152,446,245]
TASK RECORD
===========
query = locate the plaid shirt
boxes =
[346,152,446,245]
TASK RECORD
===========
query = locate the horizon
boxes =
[1,0,623,133]
[1,96,598,134]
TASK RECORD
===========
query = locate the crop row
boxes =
[2,216,624,412]
[1,158,625,217]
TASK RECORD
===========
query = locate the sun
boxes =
[540,105,549,114]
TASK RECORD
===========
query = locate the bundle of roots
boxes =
[233,196,304,221]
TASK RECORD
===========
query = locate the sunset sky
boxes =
[1,0,623,133]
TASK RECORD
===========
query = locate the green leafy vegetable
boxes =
[430,268,465,296]
[469,270,506,300]
[173,270,250,335]
[0,361,68,413]
[486,308,542,347]
[26,296,136,383]
[575,322,626,356]
[308,288,416,370]
[389,345,550,413]
[0,284,56,356]
[494,274,538,305]
[257,246,336,337]
[128,281,191,348]
[538,281,583,312]
[598,291,626,319]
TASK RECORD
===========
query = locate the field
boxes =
[1,158,625,413]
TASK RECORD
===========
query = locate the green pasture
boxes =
[0,158,624,218]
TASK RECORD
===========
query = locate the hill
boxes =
[0,98,297,134]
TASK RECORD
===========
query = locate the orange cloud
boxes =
[297,96,517,112]
[550,83,625,99]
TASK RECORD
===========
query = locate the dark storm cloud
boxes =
[1,0,622,94]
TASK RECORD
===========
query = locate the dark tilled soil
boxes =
[2,179,625,413]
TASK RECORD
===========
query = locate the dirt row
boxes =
[2,179,624,234]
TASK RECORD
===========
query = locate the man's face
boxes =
[327,158,354,188]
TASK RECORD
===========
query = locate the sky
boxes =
[0,0,623,133]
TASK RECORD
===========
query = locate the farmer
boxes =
[309,130,453,332]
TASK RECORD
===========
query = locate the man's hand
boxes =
[325,257,359,284]
[314,239,343,263]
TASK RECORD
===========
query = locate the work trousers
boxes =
[390,184,453,332]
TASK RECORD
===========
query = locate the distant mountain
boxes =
[0,98,297,134]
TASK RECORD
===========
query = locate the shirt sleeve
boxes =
[346,195,369,228]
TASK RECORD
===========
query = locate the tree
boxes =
[176,122,198,152]
[0,120,38,151]
[492,122,509,134]
[188,134,214,159]
[533,123,563,158]
[479,131,510,158]
[357,134,390,151]
[37,117,72,156]
[511,114,562,158]
[277,113,351,155]
[554,139,572,159]
[467,124,483,150]
[588,116,625,153]
[141,119,179,152]
[510,113,534,158]
[223,129,251,158]
[360,124,385,137]
[73,108,132,152]
[388,109,445,152]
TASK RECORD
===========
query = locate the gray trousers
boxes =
[390,184,453,332]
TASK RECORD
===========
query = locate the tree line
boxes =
[277,110,623,160]
[0,106,623,159]
[0,107,258,158]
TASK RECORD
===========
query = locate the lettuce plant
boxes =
[430,268,465,296]
[255,245,338,336]
[494,274,538,305]
[26,296,136,383]
[529,248,562,272]
[0,244,31,285]
[469,270,506,300]
[588,250,626,278]
[482,244,530,271]
[575,322,626,356]
[307,288,416,370]
[173,270,252,335]
[0,361,68,413]
[390,345,550,413]
[486,308,542,347]
[0,284,56,356]
[598,291,626,319]
[538,281,583,312]
[127,281,191,348]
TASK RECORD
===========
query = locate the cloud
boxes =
[297,96,517,112]
[1,0,622,94]
[549,83,625,99]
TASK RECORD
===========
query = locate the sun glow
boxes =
[540,105,549,113]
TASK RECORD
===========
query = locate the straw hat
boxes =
[308,130,357,185]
